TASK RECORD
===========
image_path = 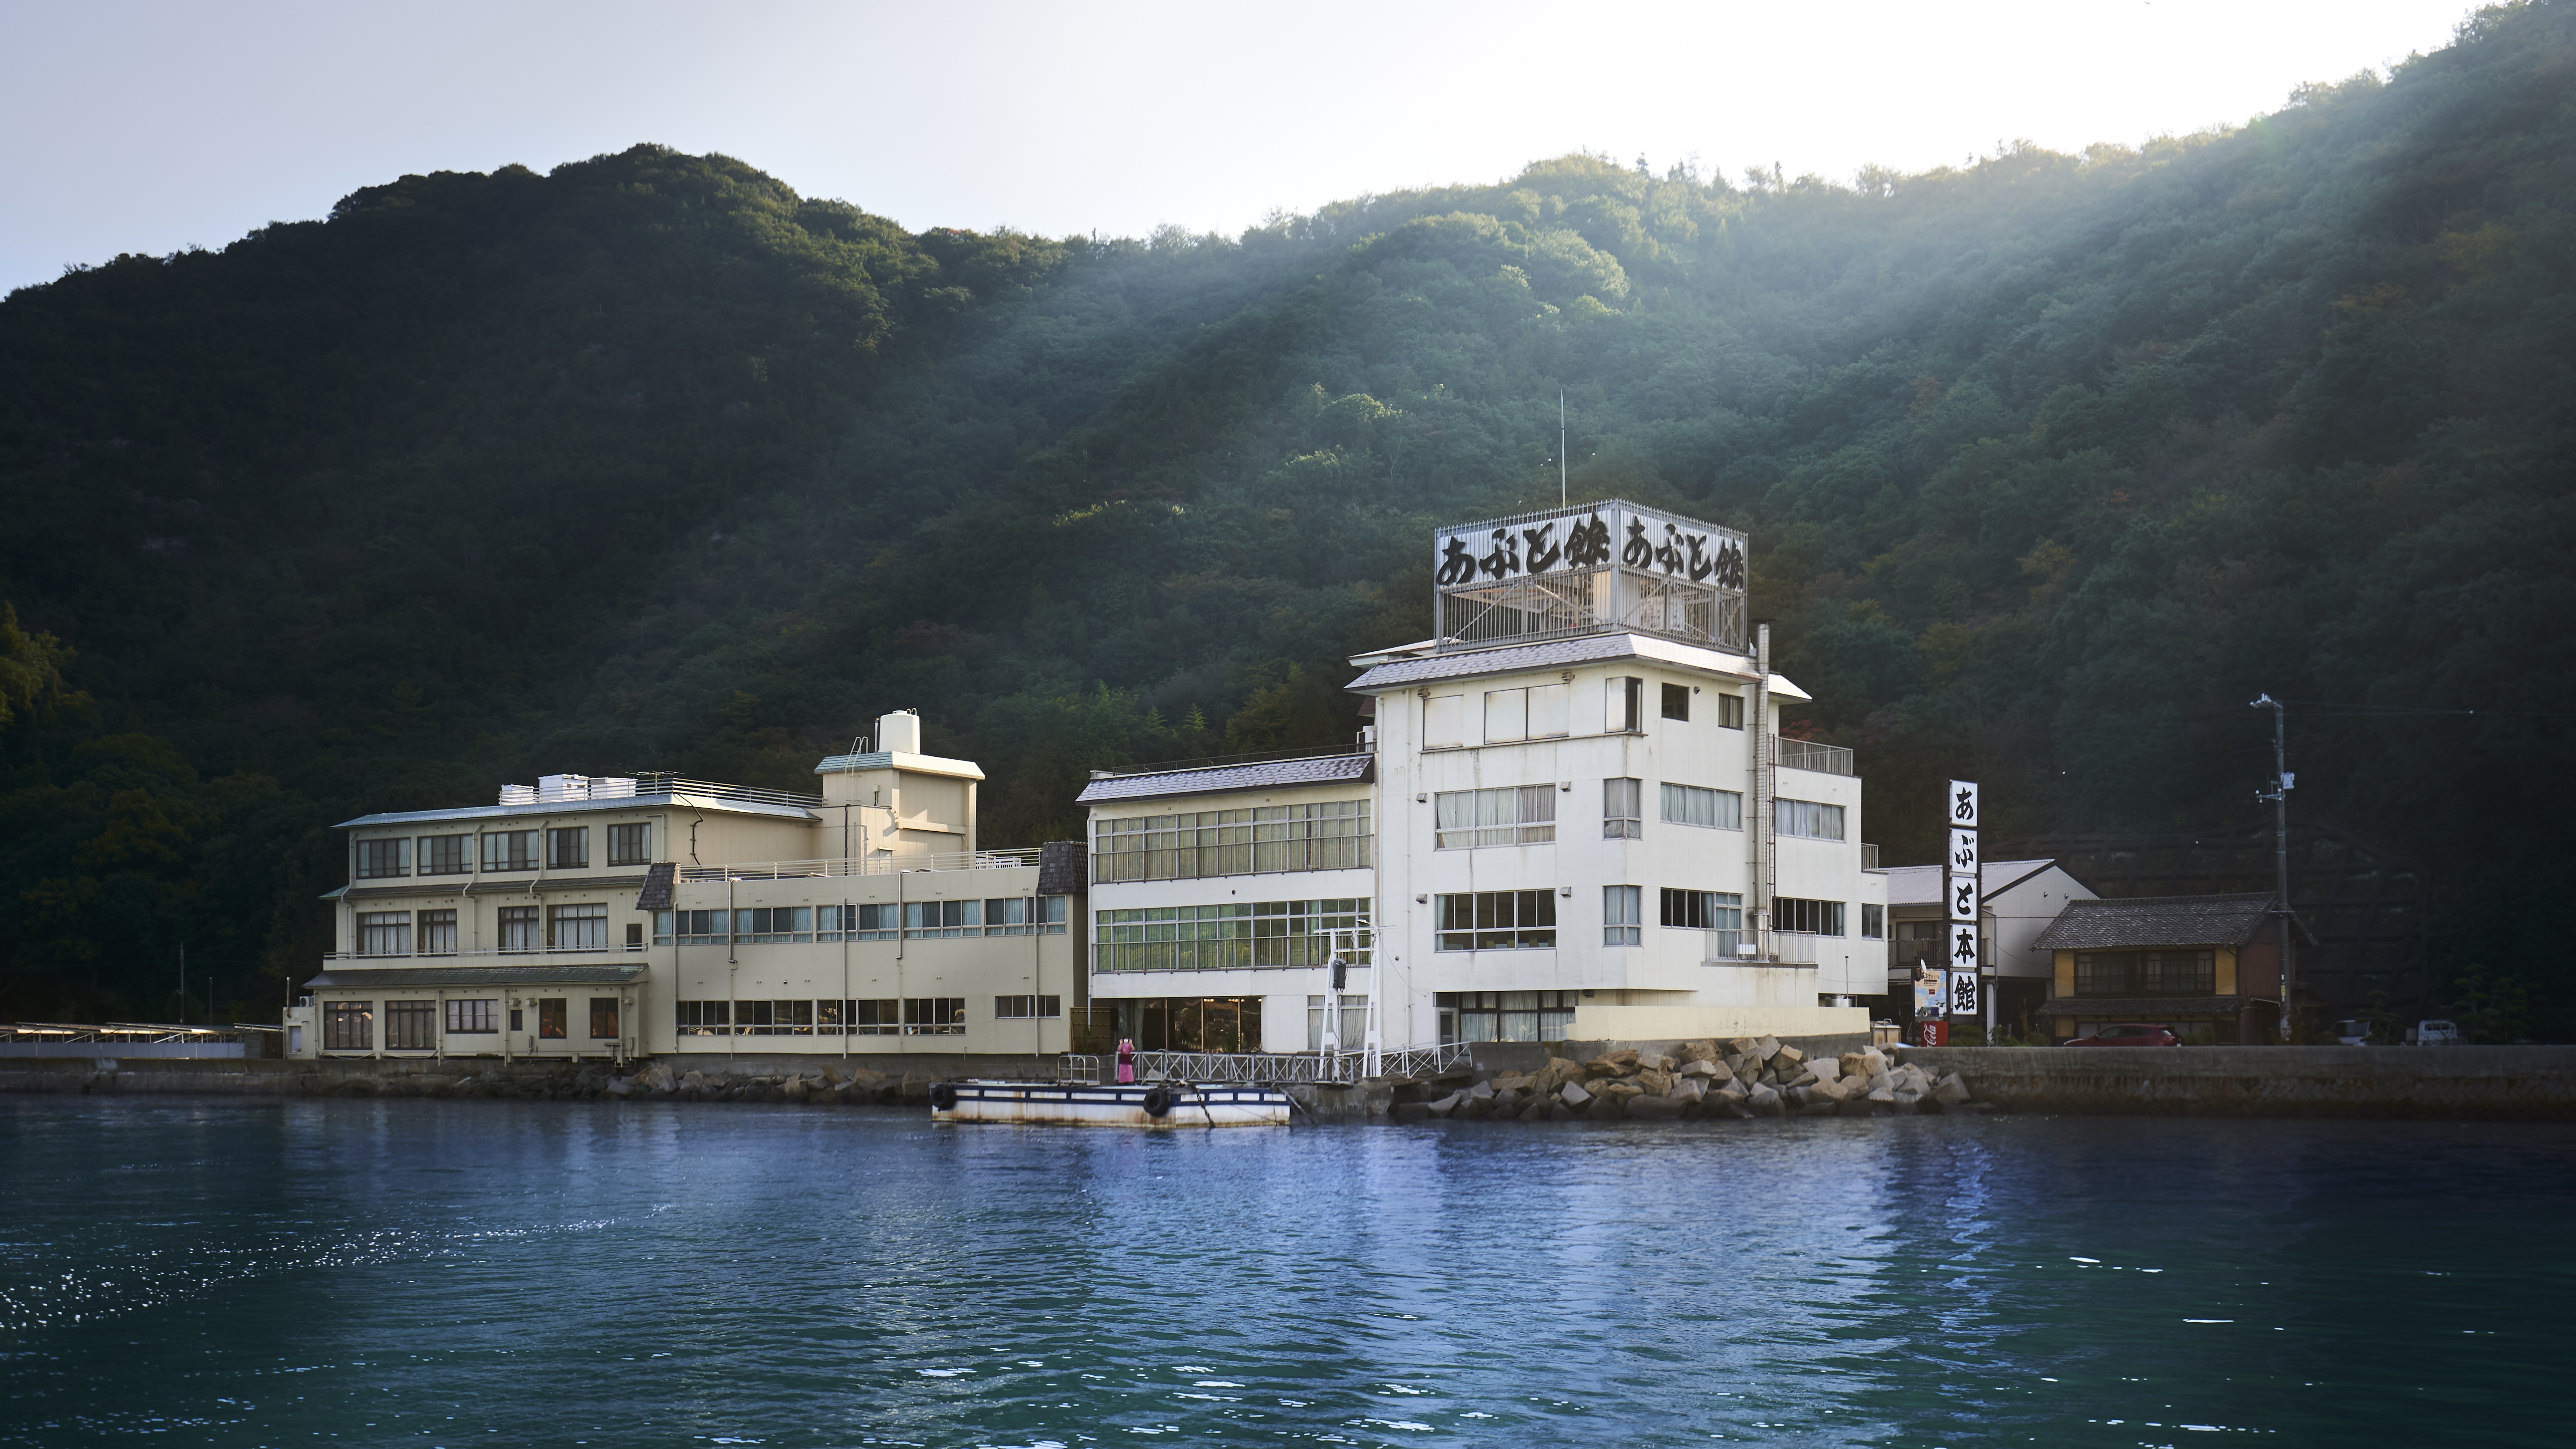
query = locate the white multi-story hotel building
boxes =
[1080,501,1884,1052]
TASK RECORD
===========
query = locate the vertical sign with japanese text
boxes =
[1945,779,1980,1013]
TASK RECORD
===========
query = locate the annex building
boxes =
[1077,501,1885,1054]
[287,710,1087,1063]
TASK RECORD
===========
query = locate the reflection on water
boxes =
[1,1099,2569,1446]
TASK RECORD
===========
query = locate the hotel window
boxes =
[1433,890,1557,951]
[2074,950,2215,997]
[1483,683,1570,743]
[1095,898,1367,973]
[1661,682,1690,720]
[1861,904,1886,939]
[419,909,457,955]
[835,998,900,1036]
[446,999,498,1035]
[818,904,897,942]
[355,837,408,879]
[1606,676,1644,732]
[1603,885,1642,946]
[655,909,729,946]
[1424,693,1465,748]
[357,911,411,956]
[482,829,538,872]
[384,1000,435,1051]
[983,898,1029,935]
[739,1000,814,1036]
[625,923,643,951]
[1306,994,1370,1051]
[1664,889,1744,956]
[1774,897,1846,936]
[546,827,588,870]
[498,905,541,953]
[1438,990,1577,1044]
[905,998,966,1035]
[323,1001,372,1050]
[417,833,470,876]
[736,907,812,943]
[1092,799,1371,883]
[1718,693,1745,729]
[994,995,1063,1019]
[1603,778,1641,839]
[675,1000,731,1037]
[548,903,608,951]
[536,999,567,1038]
[904,899,982,937]
[1776,799,1847,841]
[1433,785,1555,849]
[1660,782,1743,830]
[590,998,621,1039]
[607,822,651,867]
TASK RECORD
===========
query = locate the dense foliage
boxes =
[3,3,2571,1033]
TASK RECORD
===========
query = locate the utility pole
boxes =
[2250,695,2296,1043]
[1558,392,1567,507]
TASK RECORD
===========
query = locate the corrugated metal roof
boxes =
[1076,753,1374,804]
[2031,894,2282,950]
[303,963,650,989]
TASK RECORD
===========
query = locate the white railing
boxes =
[678,848,1041,881]
[1708,932,1828,966]
[1775,739,1854,776]
[1057,1042,1473,1085]
[320,947,637,962]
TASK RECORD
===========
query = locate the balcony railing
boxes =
[1775,739,1854,776]
[677,848,1041,881]
[323,946,641,963]
[1057,1042,1473,1085]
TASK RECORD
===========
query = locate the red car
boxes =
[2062,1023,2182,1047]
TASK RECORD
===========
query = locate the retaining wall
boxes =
[1900,1045,2576,1120]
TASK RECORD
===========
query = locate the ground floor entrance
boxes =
[1108,996,1264,1053]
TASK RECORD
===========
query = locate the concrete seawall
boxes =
[1901,1045,2576,1120]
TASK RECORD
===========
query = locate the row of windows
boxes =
[355,824,653,879]
[651,898,1068,946]
[1431,677,1748,747]
[321,997,617,1049]
[1093,801,1371,884]
[1442,778,1839,848]
[1435,785,1556,848]
[1437,890,1858,952]
[354,905,627,956]
[2073,950,2217,997]
[1437,990,1580,1044]
[674,998,981,1036]
[1096,900,1367,973]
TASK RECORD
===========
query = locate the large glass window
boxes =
[607,823,651,867]
[654,909,729,946]
[676,1001,730,1036]
[498,906,541,952]
[1095,899,1367,972]
[1094,800,1370,883]
[2074,950,2216,996]
[1661,782,1743,830]
[904,998,966,1036]
[736,1000,814,1036]
[994,995,1062,1019]
[736,907,812,943]
[546,827,588,870]
[1604,886,1642,946]
[419,909,457,955]
[548,904,607,951]
[384,1000,435,1051]
[1306,994,1370,1050]
[1774,897,1846,936]
[1862,903,1886,939]
[1438,990,1578,1044]
[1482,684,1570,743]
[323,1001,372,1050]
[446,999,497,1034]
[836,999,900,1036]
[590,998,621,1039]
[1663,889,1744,956]
[1603,778,1641,839]
[355,837,407,879]
[1434,891,1557,951]
[357,911,410,956]
[417,834,470,876]
[1434,786,1556,849]
[1776,799,1847,841]
[904,900,982,937]
[536,999,567,1039]
[1661,682,1690,720]
[482,830,538,871]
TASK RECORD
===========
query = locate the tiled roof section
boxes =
[1076,753,1374,804]
[303,963,650,989]
[1347,634,1649,690]
[2031,894,2281,950]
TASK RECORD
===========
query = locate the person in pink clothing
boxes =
[1115,1038,1136,1084]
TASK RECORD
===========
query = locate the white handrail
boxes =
[678,848,1041,881]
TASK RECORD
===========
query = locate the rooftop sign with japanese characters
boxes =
[1430,500,1749,654]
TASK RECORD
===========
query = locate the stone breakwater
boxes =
[1391,1036,1978,1123]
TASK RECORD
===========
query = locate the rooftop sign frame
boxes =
[1431,498,1748,655]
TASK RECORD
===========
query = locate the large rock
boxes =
[1636,1067,1675,1097]
[1774,1044,1806,1068]
[1466,1080,1495,1101]
[1726,1036,1762,1058]
[1491,1070,1534,1094]
[1559,1081,1594,1108]
[782,1077,811,1101]
[1837,1052,1876,1080]
[1745,1084,1785,1117]
[1891,1088,1922,1114]
[1677,1058,1719,1080]
[1586,1048,1643,1077]
[1425,1091,1463,1117]
[1932,1074,1972,1107]
[1517,1099,1550,1123]
[1755,1035,1782,1060]
[1592,1081,1646,1104]
[1675,1038,1721,1066]
[1673,1077,1707,1103]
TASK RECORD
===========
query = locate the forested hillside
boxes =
[3,2,2571,1033]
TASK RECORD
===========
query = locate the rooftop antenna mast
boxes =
[1559,391,1567,507]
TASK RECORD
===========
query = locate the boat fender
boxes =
[929,1082,958,1111]
[1141,1085,1174,1118]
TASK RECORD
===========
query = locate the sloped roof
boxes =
[2031,893,2283,950]
[1344,631,1806,698]
[1883,859,2063,907]
[1076,753,1374,804]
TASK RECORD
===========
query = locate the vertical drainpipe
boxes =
[1750,623,1772,958]
[726,875,737,1062]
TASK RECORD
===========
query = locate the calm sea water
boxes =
[1,1098,2568,1448]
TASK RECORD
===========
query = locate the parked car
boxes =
[2408,1019,2464,1046]
[2332,1018,2375,1045]
[2061,1023,2183,1047]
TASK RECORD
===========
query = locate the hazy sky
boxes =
[1,0,2476,295]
